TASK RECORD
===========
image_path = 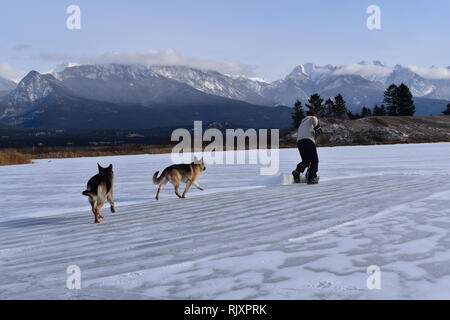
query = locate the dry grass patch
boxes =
[0,149,32,166]
[23,144,174,160]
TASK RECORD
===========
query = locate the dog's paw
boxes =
[110,207,116,213]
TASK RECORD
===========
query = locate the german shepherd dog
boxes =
[153,157,206,200]
[82,164,115,223]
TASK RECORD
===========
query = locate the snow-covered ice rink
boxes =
[1,143,450,299]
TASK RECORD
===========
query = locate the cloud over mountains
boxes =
[39,49,257,78]
[3,47,450,83]
[0,63,24,82]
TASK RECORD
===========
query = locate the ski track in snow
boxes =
[1,143,450,299]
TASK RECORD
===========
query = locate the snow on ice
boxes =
[0,143,450,299]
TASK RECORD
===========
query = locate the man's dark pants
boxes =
[296,139,319,180]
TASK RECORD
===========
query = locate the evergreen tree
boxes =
[333,94,347,119]
[373,104,387,116]
[347,110,362,120]
[361,107,372,117]
[373,104,381,116]
[324,98,335,118]
[306,93,325,117]
[384,84,399,116]
[397,83,415,116]
[292,99,306,128]
[443,103,450,115]
[346,110,354,119]
[361,107,367,117]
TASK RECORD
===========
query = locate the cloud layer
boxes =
[332,62,393,82]
[407,66,450,80]
[41,49,257,77]
[11,44,32,52]
[304,62,450,82]
[0,63,24,82]
[5,49,450,83]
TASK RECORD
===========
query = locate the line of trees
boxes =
[354,83,416,118]
[443,103,450,115]
[292,83,417,127]
[291,94,348,128]
[347,105,387,119]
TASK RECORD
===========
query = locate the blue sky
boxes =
[1,0,449,80]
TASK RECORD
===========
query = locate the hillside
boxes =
[283,116,450,146]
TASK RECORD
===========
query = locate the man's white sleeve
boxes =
[313,117,318,127]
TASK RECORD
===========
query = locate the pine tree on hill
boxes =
[361,107,372,117]
[397,83,415,116]
[373,104,381,116]
[306,93,325,117]
[347,110,362,120]
[324,98,335,118]
[373,104,387,116]
[292,99,306,128]
[346,110,354,119]
[384,84,399,116]
[333,94,347,119]
[443,103,450,115]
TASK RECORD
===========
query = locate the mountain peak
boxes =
[358,60,386,67]
[286,65,309,80]
[391,65,424,79]
[12,71,58,104]
[22,70,41,80]
[302,63,317,75]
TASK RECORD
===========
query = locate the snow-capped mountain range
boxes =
[50,61,450,107]
[261,61,450,107]
[51,64,274,107]
[0,64,292,130]
[0,61,449,129]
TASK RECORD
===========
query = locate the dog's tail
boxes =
[152,171,165,185]
[82,190,95,198]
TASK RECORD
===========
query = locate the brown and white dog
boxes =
[82,164,115,223]
[152,157,206,200]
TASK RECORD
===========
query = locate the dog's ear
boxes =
[108,164,113,170]
[194,156,204,164]
[97,163,103,172]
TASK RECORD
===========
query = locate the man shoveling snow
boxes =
[292,111,322,184]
